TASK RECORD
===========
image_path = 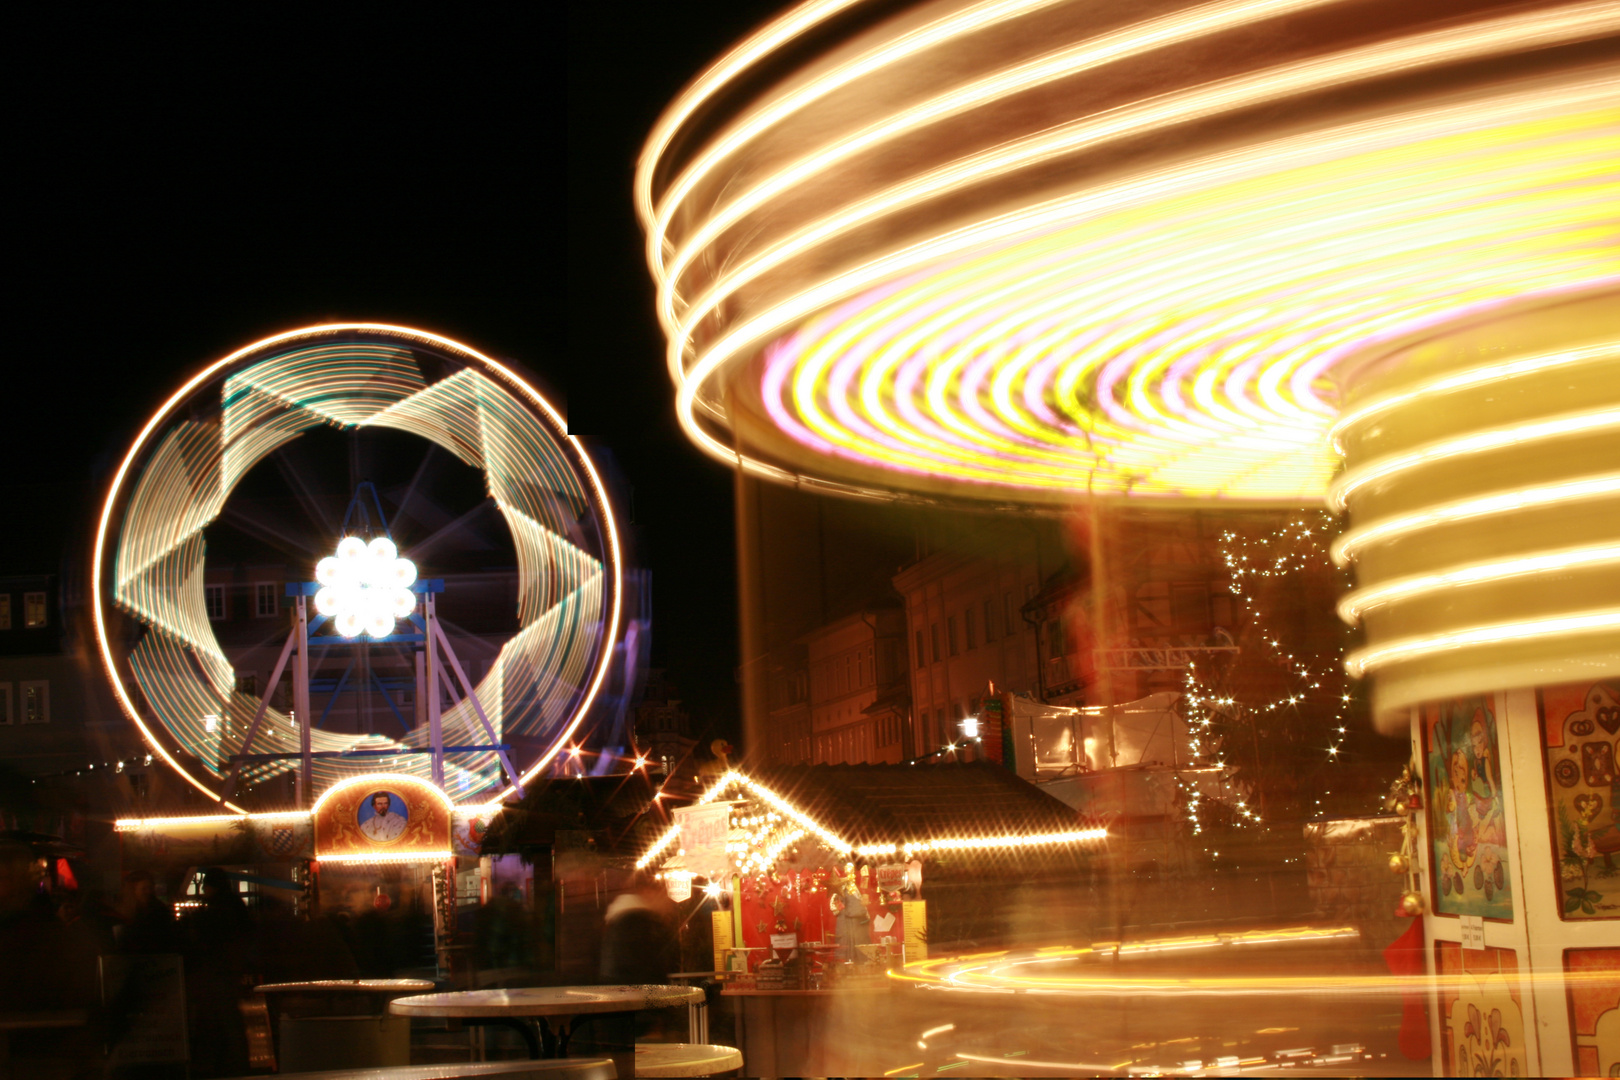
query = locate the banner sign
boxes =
[313,773,452,860]
[674,802,731,880]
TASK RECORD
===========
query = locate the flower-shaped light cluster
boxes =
[314,536,417,638]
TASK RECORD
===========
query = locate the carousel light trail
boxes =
[892,933,1620,997]
[638,0,1619,503]
[640,0,1619,718]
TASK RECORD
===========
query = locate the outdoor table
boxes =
[258,981,434,1072]
[388,985,703,1059]
[633,1041,744,1077]
[256,978,437,1015]
[664,974,720,1041]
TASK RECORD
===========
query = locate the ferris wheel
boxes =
[92,325,622,810]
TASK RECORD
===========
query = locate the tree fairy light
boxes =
[314,536,418,638]
[1180,512,1358,834]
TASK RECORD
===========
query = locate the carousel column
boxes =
[1332,292,1620,1077]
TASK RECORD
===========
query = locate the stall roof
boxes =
[638,762,1103,869]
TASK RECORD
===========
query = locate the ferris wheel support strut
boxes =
[218,622,300,803]
[431,616,525,799]
[425,592,444,788]
[294,594,313,806]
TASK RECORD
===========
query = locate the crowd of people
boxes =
[0,842,438,1076]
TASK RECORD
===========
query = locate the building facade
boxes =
[893,550,1046,758]
[767,608,909,765]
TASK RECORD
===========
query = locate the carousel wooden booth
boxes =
[637,762,1107,986]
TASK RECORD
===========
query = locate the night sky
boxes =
[10,2,788,744]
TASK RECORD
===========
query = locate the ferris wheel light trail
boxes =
[92,324,624,808]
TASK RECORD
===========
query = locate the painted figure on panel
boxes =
[358,791,408,844]
[1545,682,1620,918]
[1428,697,1512,919]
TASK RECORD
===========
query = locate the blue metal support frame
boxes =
[369,668,411,733]
[317,660,354,729]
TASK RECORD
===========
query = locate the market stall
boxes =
[635,762,1106,1074]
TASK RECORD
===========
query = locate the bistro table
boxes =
[633,1041,744,1077]
[664,973,724,1042]
[388,985,704,1059]
[256,978,437,1013]
[257,979,436,1072]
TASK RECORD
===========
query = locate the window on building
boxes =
[235,674,257,697]
[965,607,977,650]
[205,585,226,621]
[21,681,48,724]
[0,684,10,725]
[1053,618,1075,658]
[0,595,10,630]
[915,630,925,669]
[930,623,942,663]
[947,616,959,656]
[23,592,46,628]
[255,583,278,618]
[983,598,995,642]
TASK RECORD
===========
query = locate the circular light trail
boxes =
[638,0,1618,503]
[640,0,1620,716]
[92,325,623,809]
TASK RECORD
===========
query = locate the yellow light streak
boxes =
[1331,472,1620,566]
[1346,608,1620,676]
[114,811,309,832]
[1337,542,1620,623]
[652,0,1355,333]
[315,851,453,864]
[1328,340,1620,452]
[1329,406,1620,510]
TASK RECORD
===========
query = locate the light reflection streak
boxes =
[895,931,1620,998]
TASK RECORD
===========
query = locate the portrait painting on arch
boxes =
[358,790,409,845]
[1542,681,1620,920]
[1425,695,1513,920]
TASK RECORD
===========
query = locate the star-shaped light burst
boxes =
[313,536,417,638]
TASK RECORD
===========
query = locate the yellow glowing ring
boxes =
[91,324,623,810]
[638,0,1619,504]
